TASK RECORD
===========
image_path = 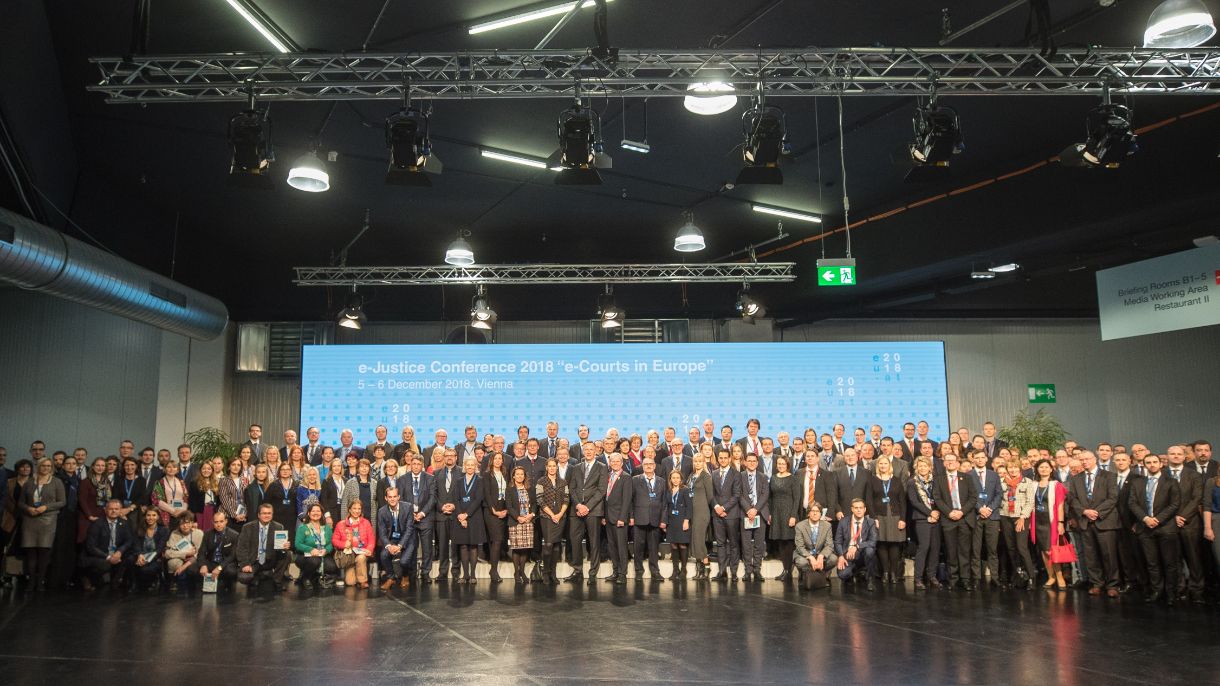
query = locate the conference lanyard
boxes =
[881,479,891,504]
[1035,486,1047,511]
[122,479,134,505]
[671,490,680,511]
[463,475,477,502]
[256,484,265,501]
[310,525,325,550]
[518,489,529,516]
[647,477,656,498]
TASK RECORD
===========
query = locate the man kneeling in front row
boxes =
[794,501,837,591]
[834,498,878,591]
[237,503,290,591]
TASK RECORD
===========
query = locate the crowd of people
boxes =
[0,418,1216,607]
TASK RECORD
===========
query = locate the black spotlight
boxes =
[910,103,963,166]
[385,105,442,186]
[227,107,273,188]
[554,101,611,185]
[337,289,367,330]
[735,102,788,185]
[736,285,766,322]
[1061,103,1137,169]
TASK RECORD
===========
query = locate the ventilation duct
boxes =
[0,206,228,340]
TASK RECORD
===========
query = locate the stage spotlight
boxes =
[597,285,623,328]
[470,285,497,330]
[735,101,788,185]
[673,210,705,253]
[684,68,737,116]
[1060,102,1137,169]
[555,101,611,185]
[385,104,442,186]
[227,106,273,188]
[445,232,475,266]
[1144,0,1216,47]
[287,149,330,192]
[989,263,1020,273]
[337,288,366,330]
[736,285,765,321]
[971,270,996,280]
[910,103,963,166]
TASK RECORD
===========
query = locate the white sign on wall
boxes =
[1095,244,1220,341]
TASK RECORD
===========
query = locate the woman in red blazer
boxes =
[332,501,375,588]
[1028,458,1075,590]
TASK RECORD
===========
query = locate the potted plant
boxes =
[184,426,239,464]
[997,409,1068,452]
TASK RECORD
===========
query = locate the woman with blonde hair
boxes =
[21,457,65,590]
[296,466,322,521]
[687,446,715,579]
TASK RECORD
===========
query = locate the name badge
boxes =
[413,504,419,512]
[172,500,184,509]
[282,498,291,506]
[461,496,471,503]
[33,500,43,508]
[648,492,657,499]
[671,509,680,516]
[390,531,402,542]
[881,497,890,504]
[122,500,132,507]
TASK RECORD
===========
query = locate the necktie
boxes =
[950,474,960,509]
[1171,468,1180,482]
[849,468,855,485]
[1146,477,1157,512]
[1118,474,1125,490]
[258,526,267,564]
[445,470,452,490]
[806,471,815,509]
[142,467,150,480]
[978,470,985,489]
[109,521,117,552]
[748,473,757,505]
[608,472,616,494]
[851,520,860,544]
[549,438,555,455]
[1086,472,1094,499]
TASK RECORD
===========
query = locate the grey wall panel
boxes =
[227,374,301,444]
[0,289,160,458]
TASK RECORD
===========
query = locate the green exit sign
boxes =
[816,258,857,287]
[1028,384,1056,404]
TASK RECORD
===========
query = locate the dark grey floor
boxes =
[0,580,1216,685]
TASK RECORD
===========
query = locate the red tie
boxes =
[607,473,616,494]
[852,520,860,543]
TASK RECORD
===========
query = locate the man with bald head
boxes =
[1165,444,1206,604]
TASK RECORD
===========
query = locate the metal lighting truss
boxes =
[293,263,796,286]
[87,47,1220,103]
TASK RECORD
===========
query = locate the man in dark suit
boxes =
[539,421,562,460]
[1111,452,1147,593]
[603,453,632,584]
[1190,440,1218,593]
[796,458,834,521]
[364,425,394,465]
[376,487,416,589]
[417,429,448,467]
[715,425,735,454]
[738,453,771,582]
[933,453,978,590]
[1067,450,1121,597]
[566,441,608,584]
[968,450,1003,587]
[629,456,665,580]
[833,498,877,590]
[80,499,135,591]
[831,449,872,526]
[198,510,240,592]
[335,429,364,463]
[516,439,548,485]
[302,426,328,466]
[896,422,917,461]
[398,455,435,581]
[433,450,460,580]
[734,418,765,460]
[1166,445,1206,603]
[241,424,267,465]
[1052,450,1072,484]
[1191,440,1216,479]
[235,503,289,591]
[830,424,847,456]
[1129,453,1181,605]
[981,421,1008,460]
[660,439,692,483]
[912,420,934,456]
[711,447,744,581]
[136,447,163,502]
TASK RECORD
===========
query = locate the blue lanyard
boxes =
[123,479,134,501]
[1035,486,1047,509]
[882,479,891,498]
[463,475,477,497]
[256,484,265,501]
[671,490,680,509]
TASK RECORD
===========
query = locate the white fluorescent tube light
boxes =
[751,205,822,223]
[989,263,1020,273]
[225,0,292,53]
[481,148,552,170]
[469,0,613,35]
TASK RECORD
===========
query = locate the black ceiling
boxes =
[15,0,1220,324]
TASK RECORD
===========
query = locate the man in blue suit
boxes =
[377,488,416,589]
[834,498,877,591]
[398,455,436,582]
[969,450,1003,587]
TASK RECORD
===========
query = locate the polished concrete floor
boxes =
[0,578,1216,685]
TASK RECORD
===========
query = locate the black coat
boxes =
[629,473,665,527]
[604,471,632,524]
[83,517,135,559]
